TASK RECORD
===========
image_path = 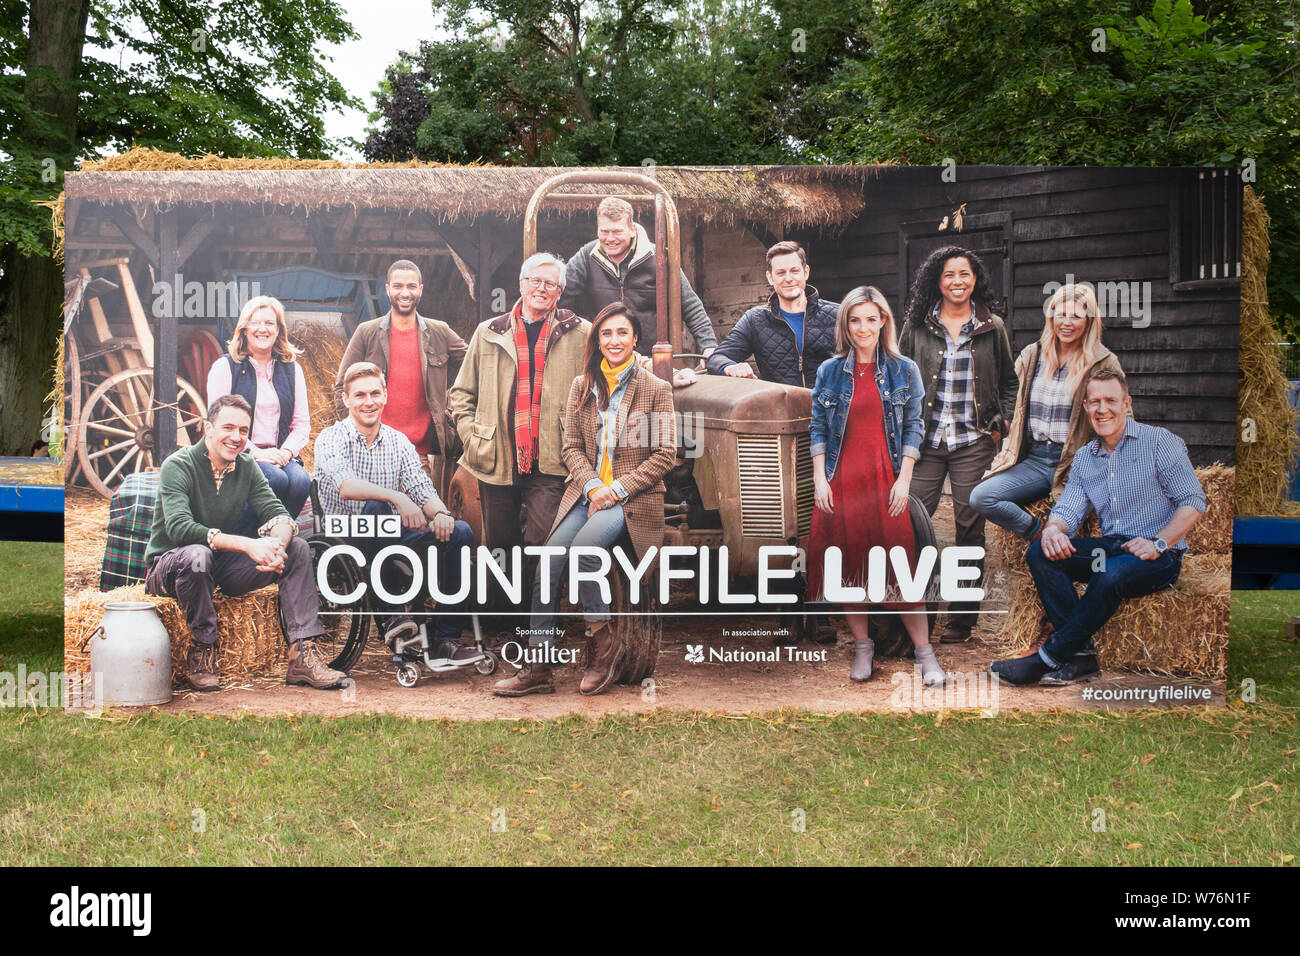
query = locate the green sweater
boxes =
[144,441,288,564]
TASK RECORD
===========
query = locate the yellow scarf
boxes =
[598,356,634,486]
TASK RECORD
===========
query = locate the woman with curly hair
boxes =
[898,246,1019,645]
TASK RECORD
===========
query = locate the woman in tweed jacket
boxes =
[494,302,678,698]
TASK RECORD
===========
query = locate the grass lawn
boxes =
[0,541,1295,865]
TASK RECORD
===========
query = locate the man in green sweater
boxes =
[144,394,345,691]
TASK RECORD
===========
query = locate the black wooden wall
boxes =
[791,166,1240,466]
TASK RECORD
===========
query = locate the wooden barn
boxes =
[62,162,1238,498]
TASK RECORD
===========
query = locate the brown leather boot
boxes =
[939,621,972,644]
[184,641,220,692]
[1027,616,1055,655]
[579,622,625,696]
[493,662,554,697]
[285,640,347,689]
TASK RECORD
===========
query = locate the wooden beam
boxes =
[154,211,178,458]
[107,207,160,264]
[176,214,218,269]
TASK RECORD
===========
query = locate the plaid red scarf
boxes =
[512,302,555,474]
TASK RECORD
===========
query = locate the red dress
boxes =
[807,363,916,607]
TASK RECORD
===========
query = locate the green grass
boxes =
[0,555,1296,865]
[0,540,62,675]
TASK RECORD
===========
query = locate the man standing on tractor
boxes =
[705,241,838,388]
[334,259,468,490]
[560,197,718,362]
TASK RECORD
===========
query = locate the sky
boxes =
[321,0,442,158]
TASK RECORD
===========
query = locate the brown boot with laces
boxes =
[580,621,625,696]
[184,641,220,692]
[493,661,555,696]
[285,640,347,689]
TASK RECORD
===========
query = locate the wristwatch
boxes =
[1154,538,1168,553]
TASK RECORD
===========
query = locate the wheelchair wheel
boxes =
[868,493,940,658]
[281,534,371,672]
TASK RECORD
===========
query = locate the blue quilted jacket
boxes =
[706,287,839,388]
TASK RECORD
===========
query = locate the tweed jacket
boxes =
[552,365,677,561]
[448,305,590,485]
[984,341,1124,498]
[334,311,468,456]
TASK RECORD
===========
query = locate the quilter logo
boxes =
[684,644,704,663]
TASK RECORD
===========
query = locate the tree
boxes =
[363,0,871,166]
[0,0,359,454]
[821,0,1300,336]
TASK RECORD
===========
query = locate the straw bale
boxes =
[64,489,110,592]
[287,321,348,473]
[1237,188,1300,516]
[985,464,1234,570]
[64,582,286,684]
[986,554,1228,680]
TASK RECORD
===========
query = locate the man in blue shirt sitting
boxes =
[990,368,1206,686]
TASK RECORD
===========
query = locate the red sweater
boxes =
[383,325,434,454]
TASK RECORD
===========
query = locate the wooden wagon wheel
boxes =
[76,368,205,499]
[182,329,224,394]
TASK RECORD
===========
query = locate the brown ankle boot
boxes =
[285,640,347,689]
[579,622,625,696]
[493,662,555,697]
[184,641,220,692]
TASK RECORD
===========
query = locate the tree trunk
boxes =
[0,0,89,454]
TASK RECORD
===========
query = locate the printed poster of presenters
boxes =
[61,164,1237,716]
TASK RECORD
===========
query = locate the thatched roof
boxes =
[65,148,874,231]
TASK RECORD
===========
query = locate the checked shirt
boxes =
[313,416,435,517]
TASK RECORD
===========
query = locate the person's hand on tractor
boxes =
[723,362,756,379]
[673,367,697,388]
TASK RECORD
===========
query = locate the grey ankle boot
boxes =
[850,640,875,682]
[915,643,946,687]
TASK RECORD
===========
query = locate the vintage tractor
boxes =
[448,171,936,681]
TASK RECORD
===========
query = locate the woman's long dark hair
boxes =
[902,245,994,328]
[580,301,642,410]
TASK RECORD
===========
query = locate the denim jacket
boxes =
[809,351,925,481]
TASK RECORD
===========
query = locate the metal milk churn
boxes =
[86,602,173,706]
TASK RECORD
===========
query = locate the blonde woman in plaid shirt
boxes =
[970,283,1123,542]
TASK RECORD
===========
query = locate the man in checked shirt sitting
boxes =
[314,361,481,668]
[989,368,1207,686]
[145,394,346,692]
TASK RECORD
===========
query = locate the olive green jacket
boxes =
[448,305,590,485]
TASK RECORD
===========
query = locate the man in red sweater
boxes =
[334,260,468,493]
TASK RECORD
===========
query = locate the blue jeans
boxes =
[1027,536,1183,665]
[529,501,627,645]
[235,459,312,536]
[969,440,1063,538]
[355,500,473,643]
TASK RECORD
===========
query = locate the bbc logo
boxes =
[323,514,402,537]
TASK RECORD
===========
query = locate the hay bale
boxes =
[287,321,347,474]
[1237,188,1300,516]
[64,582,286,685]
[985,464,1234,570]
[64,489,110,592]
[987,555,1228,680]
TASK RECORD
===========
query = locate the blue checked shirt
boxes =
[1051,419,1207,550]
[582,360,637,503]
[312,417,435,516]
[927,306,981,450]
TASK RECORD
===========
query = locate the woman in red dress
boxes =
[808,287,946,686]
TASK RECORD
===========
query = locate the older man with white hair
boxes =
[449,252,592,572]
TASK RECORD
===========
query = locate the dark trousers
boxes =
[1027,537,1183,665]
[235,460,311,536]
[479,472,566,605]
[910,434,996,628]
[145,537,322,646]
[354,500,473,643]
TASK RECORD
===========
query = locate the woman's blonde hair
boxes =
[835,286,901,360]
[227,295,301,363]
[1040,283,1104,394]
